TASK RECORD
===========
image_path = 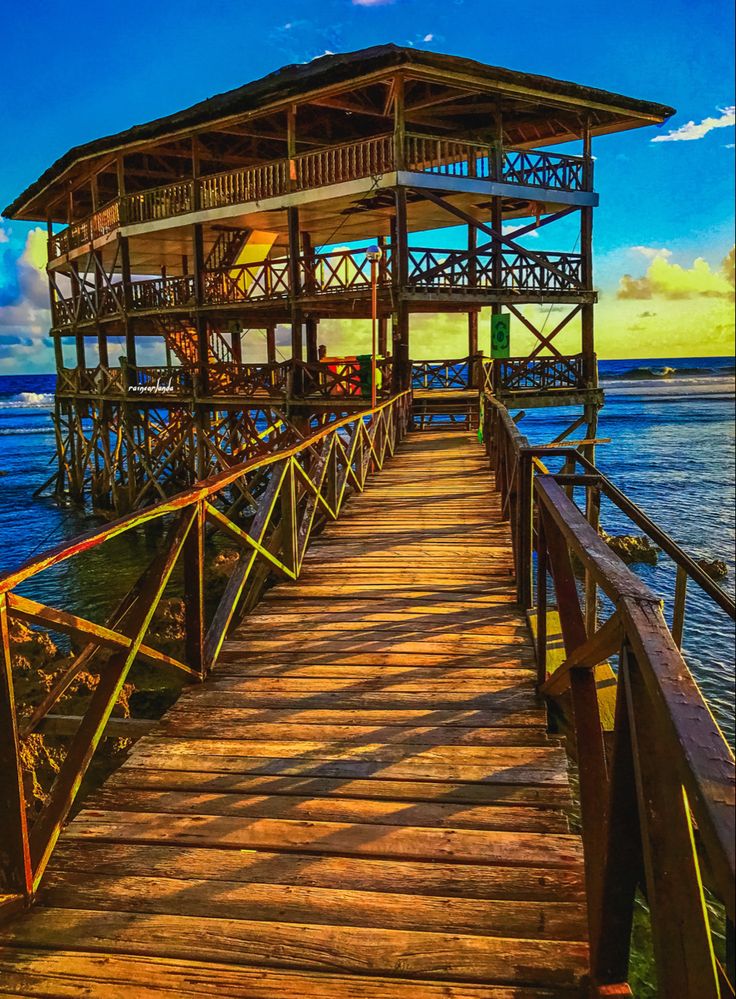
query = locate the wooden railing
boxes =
[122,180,195,225]
[199,160,289,211]
[484,393,735,997]
[295,133,394,189]
[291,358,394,400]
[48,135,591,259]
[55,360,398,401]
[0,391,411,911]
[486,354,588,393]
[129,274,196,311]
[503,148,586,192]
[207,361,291,397]
[203,258,290,304]
[411,355,481,391]
[408,246,584,294]
[51,242,588,331]
[307,246,393,295]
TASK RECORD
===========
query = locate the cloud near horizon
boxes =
[652,106,735,143]
[618,247,735,301]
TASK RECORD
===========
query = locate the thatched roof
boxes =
[4,44,674,220]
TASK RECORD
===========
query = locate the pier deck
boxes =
[0,432,588,997]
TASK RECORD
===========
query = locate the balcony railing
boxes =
[50,244,589,328]
[49,134,591,259]
[408,247,584,294]
[55,359,395,401]
[129,274,196,311]
[486,354,589,394]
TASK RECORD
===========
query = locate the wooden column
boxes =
[116,156,126,198]
[46,217,59,329]
[468,224,479,361]
[491,109,504,324]
[119,235,136,386]
[288,206,303,380]
[302,231,318,363]
[92,249,106,367]
[393,75,406,170]
[192,223,208,395]
[287,105,297,188]
[266,325,277,364]
[231,325,242,364]
[392,188,409,390]
[378,235,388,355]
[191,137,201,211]
[53,334,64,373]
[581,120,595,387]
[306,318,319,364]
[98,332,109,369]
[581,120,597,464]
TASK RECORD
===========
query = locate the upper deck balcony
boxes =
[47,133,593,263]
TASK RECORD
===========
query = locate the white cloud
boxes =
[352,0,394,6]
[503,224,538,238]
[423,33,434,42]
[0,228,9,244]
[631,246,672,260]
[652,106,735,143]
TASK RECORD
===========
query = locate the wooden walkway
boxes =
[0,432,588,998]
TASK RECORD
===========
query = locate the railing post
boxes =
[0,593,33,903]
[585,482,601,635]
[183,498,206,678]
[280,458,298,574]
[672,564,687,648]
[535,516,547,688]
[624,644,721,999]
[591,641,642,992]
[517,449,533,609]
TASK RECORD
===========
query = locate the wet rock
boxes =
[697,557,728,581]
[8,619,133,815]
[601,531,659,566]
[210,548,240,577]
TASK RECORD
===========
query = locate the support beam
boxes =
[581,119,596,388]
[266,325,277,364]
[192,223,209,395]
[287,207,303,368]
[392,187,409,390]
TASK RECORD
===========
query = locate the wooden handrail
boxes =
[483,389,735,996]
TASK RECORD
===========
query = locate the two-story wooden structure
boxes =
[3,44,673,511]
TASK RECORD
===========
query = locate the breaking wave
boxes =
[601,364,734,381]
[0,392,55,409]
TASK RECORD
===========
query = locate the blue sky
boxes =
[0,0,733,369]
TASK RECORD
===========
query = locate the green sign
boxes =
[491,314,511,358]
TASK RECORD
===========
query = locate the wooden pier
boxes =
[0,389,733,997]
[0,431,588,995]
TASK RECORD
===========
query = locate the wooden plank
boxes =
[128,737,565,769]
[0,949,584,998]
[39,873,586,940]
[63,811,582,865]
[84,789,570,832]
[157,718,553,744]
[157,707,548,729]
[103,769,572,807]
[0,908,590,987]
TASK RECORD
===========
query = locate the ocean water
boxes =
[0,358,734,740]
